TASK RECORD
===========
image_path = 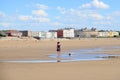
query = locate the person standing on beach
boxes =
[56,42,61,62]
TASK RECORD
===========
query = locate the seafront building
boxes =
[75,28,98,38]
[98,31,119,37]
[20,30,57,39]
[46,32,57,39]
[20,31,33,37]
[0,30,22,37]
[57,28,75,38]
[0,28,120,39]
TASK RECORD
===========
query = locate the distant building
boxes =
[0,31,7,37]
[109,31,119,37]
[1,28,119,39]
[20,30,57,39]
[20,31,33,37]
[57,30,63,38]
[63,28,75,38]
[46,32,57,39]
[31,31,39,37]
[57,28,75,38]
[98,31,119,37]
[75,28,98,38]
[6,30,22,37]
[79,31,98,38]
[20,30,46,39]
[98,32,109,37]
[38,31,46,39]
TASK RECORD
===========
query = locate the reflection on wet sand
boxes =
[0,46,120,63]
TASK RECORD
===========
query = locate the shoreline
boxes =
[0,45,120,63]
[0,38,120,60]
[0,38,120,80]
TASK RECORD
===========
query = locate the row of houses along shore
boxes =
[0,28,120,40]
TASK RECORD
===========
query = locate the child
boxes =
[57,42,61,62]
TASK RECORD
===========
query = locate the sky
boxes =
[0,0,120,31]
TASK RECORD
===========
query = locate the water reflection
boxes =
[0,46,120,63]
[49,53,119,62]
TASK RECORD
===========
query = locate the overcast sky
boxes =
[0,0,120,31]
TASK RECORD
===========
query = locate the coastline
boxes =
[0,38,120,80]
[0,38,120,60]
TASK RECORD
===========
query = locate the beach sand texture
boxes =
[0,38,120,80]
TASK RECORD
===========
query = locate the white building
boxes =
[31,31,39,37]
[38,31,46,39]
[63,28,75,38]
[46,32,57,39]
[98,31,119,37]
[98,32,109,37]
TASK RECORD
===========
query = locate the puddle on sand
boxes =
[0,46,120,63]
[49,53,120,62]
[1,53,119,63]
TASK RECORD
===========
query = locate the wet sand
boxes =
[0,38,120,80]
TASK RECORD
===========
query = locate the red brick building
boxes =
[57,30,63,38]
[6,30,22,37]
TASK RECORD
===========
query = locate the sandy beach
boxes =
[0,38,120,80]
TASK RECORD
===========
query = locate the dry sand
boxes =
[0,38,120,80]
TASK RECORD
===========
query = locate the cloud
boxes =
[32,10,48,16]
[50,22,63,26]
[18,15,33,21]
[55,16,61,20]
[80,0,109,9]
[57,6,105,20]
[36,4,49,10]
[1,2,118,31]
[18,3,50,23]
[56,5,119,27]
[0,22,12,27]
[94,21,112,25]
[34,17,50,22]
[56,0,109,23]
[93,0,109,9]
[80,3,92,9]
[105,16,113,20]
[0,12,6,17]
[57,6,66,14]
[89,13,104,20]
[18,15,50,22]
[112,11,120,16]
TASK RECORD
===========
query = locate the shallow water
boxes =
[49,50,120,62]
[0,46,120,63]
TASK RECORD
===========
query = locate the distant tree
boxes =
[99,30,105,32]
[116,31,120,36]
[0,33,6,37]
[91,27,97,31]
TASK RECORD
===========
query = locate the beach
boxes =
[0,38,120,80]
